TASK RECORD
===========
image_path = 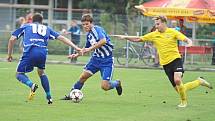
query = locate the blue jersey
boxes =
[12,23,60,73]
[12,23,60,53]
[85,25,113,58]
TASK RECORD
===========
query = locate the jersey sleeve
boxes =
[174,30,186,41]
[48,27,60,40]
[12,25,25,39]
[97,28,106,42]
[140,32,155,42]
[93,27,106,42]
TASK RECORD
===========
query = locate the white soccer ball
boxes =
[69,89,84,103]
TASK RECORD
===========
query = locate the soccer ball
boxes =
[69,89,84,103]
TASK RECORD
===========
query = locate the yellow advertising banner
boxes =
[144,7,208,17]
[186,16,215,23]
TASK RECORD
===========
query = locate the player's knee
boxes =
[37,69,45,76]
[174,78,181,85]
[16,73,24,81]
[79,76,88,82]
[101,81,110,91]
[79,73,90,82]
[174,72,183,85]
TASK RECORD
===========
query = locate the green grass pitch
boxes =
[0,61,214,121]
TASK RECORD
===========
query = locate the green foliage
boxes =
[100,14,113,33]
[78,0,128,14]
[48,40,69,55]
[196,24,215,39]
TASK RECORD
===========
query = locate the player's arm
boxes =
[7,36,17,62]
[89,38,106,51]
[183,37,192,47]
[113,35,142,42]
[175,30,192,47]
[57,35,81,51]
[81,38,107,54]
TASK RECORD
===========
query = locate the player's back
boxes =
[12,22,59,53]
[22,23,51,47]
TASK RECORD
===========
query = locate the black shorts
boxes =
[163,58,184,87]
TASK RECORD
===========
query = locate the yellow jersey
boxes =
[140,28,186,65]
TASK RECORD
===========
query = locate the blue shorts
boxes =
[17,46,47,73]
[84,56,114,81]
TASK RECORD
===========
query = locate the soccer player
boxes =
[7,13,81,104]
[114,15,213,108]
[61,14,122,100]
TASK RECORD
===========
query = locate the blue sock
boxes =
[73,81,84,90]
[40,75,51,99]
[109,80,119,89]
[16,73,33,88]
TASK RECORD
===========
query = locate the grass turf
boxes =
[0,61,214,121]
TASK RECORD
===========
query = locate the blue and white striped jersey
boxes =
[12,22,60,53]
[85,25,114,58]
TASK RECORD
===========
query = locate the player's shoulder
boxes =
[163,28,179,35]
[93,25,104,31]
[167,28,178,32]
[20,23,31,28]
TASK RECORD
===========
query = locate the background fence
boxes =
[0,0,215,69]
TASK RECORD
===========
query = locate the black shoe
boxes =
[48,99,53,104]
[60,95,71,100]
[116,80,122,96]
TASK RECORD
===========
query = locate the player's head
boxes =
[81,14,93,32]
[32,13,43,24]
[71,20,78,26]
[153,15,167,32]
[26,12,33,23]
[18,17,26,25]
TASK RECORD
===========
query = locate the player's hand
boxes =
[81,48,91,54]
[185,43,192,47]
[134,5,146,13]
[7,55,13,62]
[76,47,82,52]
[68,53,79,59]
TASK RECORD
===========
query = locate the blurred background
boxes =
[0,0,215,70]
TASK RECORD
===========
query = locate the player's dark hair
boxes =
[32,13,43,23]
[153,15,167,23]
[81,14,93,23]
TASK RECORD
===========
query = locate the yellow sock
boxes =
[177,83,187,101]
[184,80,201,91]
